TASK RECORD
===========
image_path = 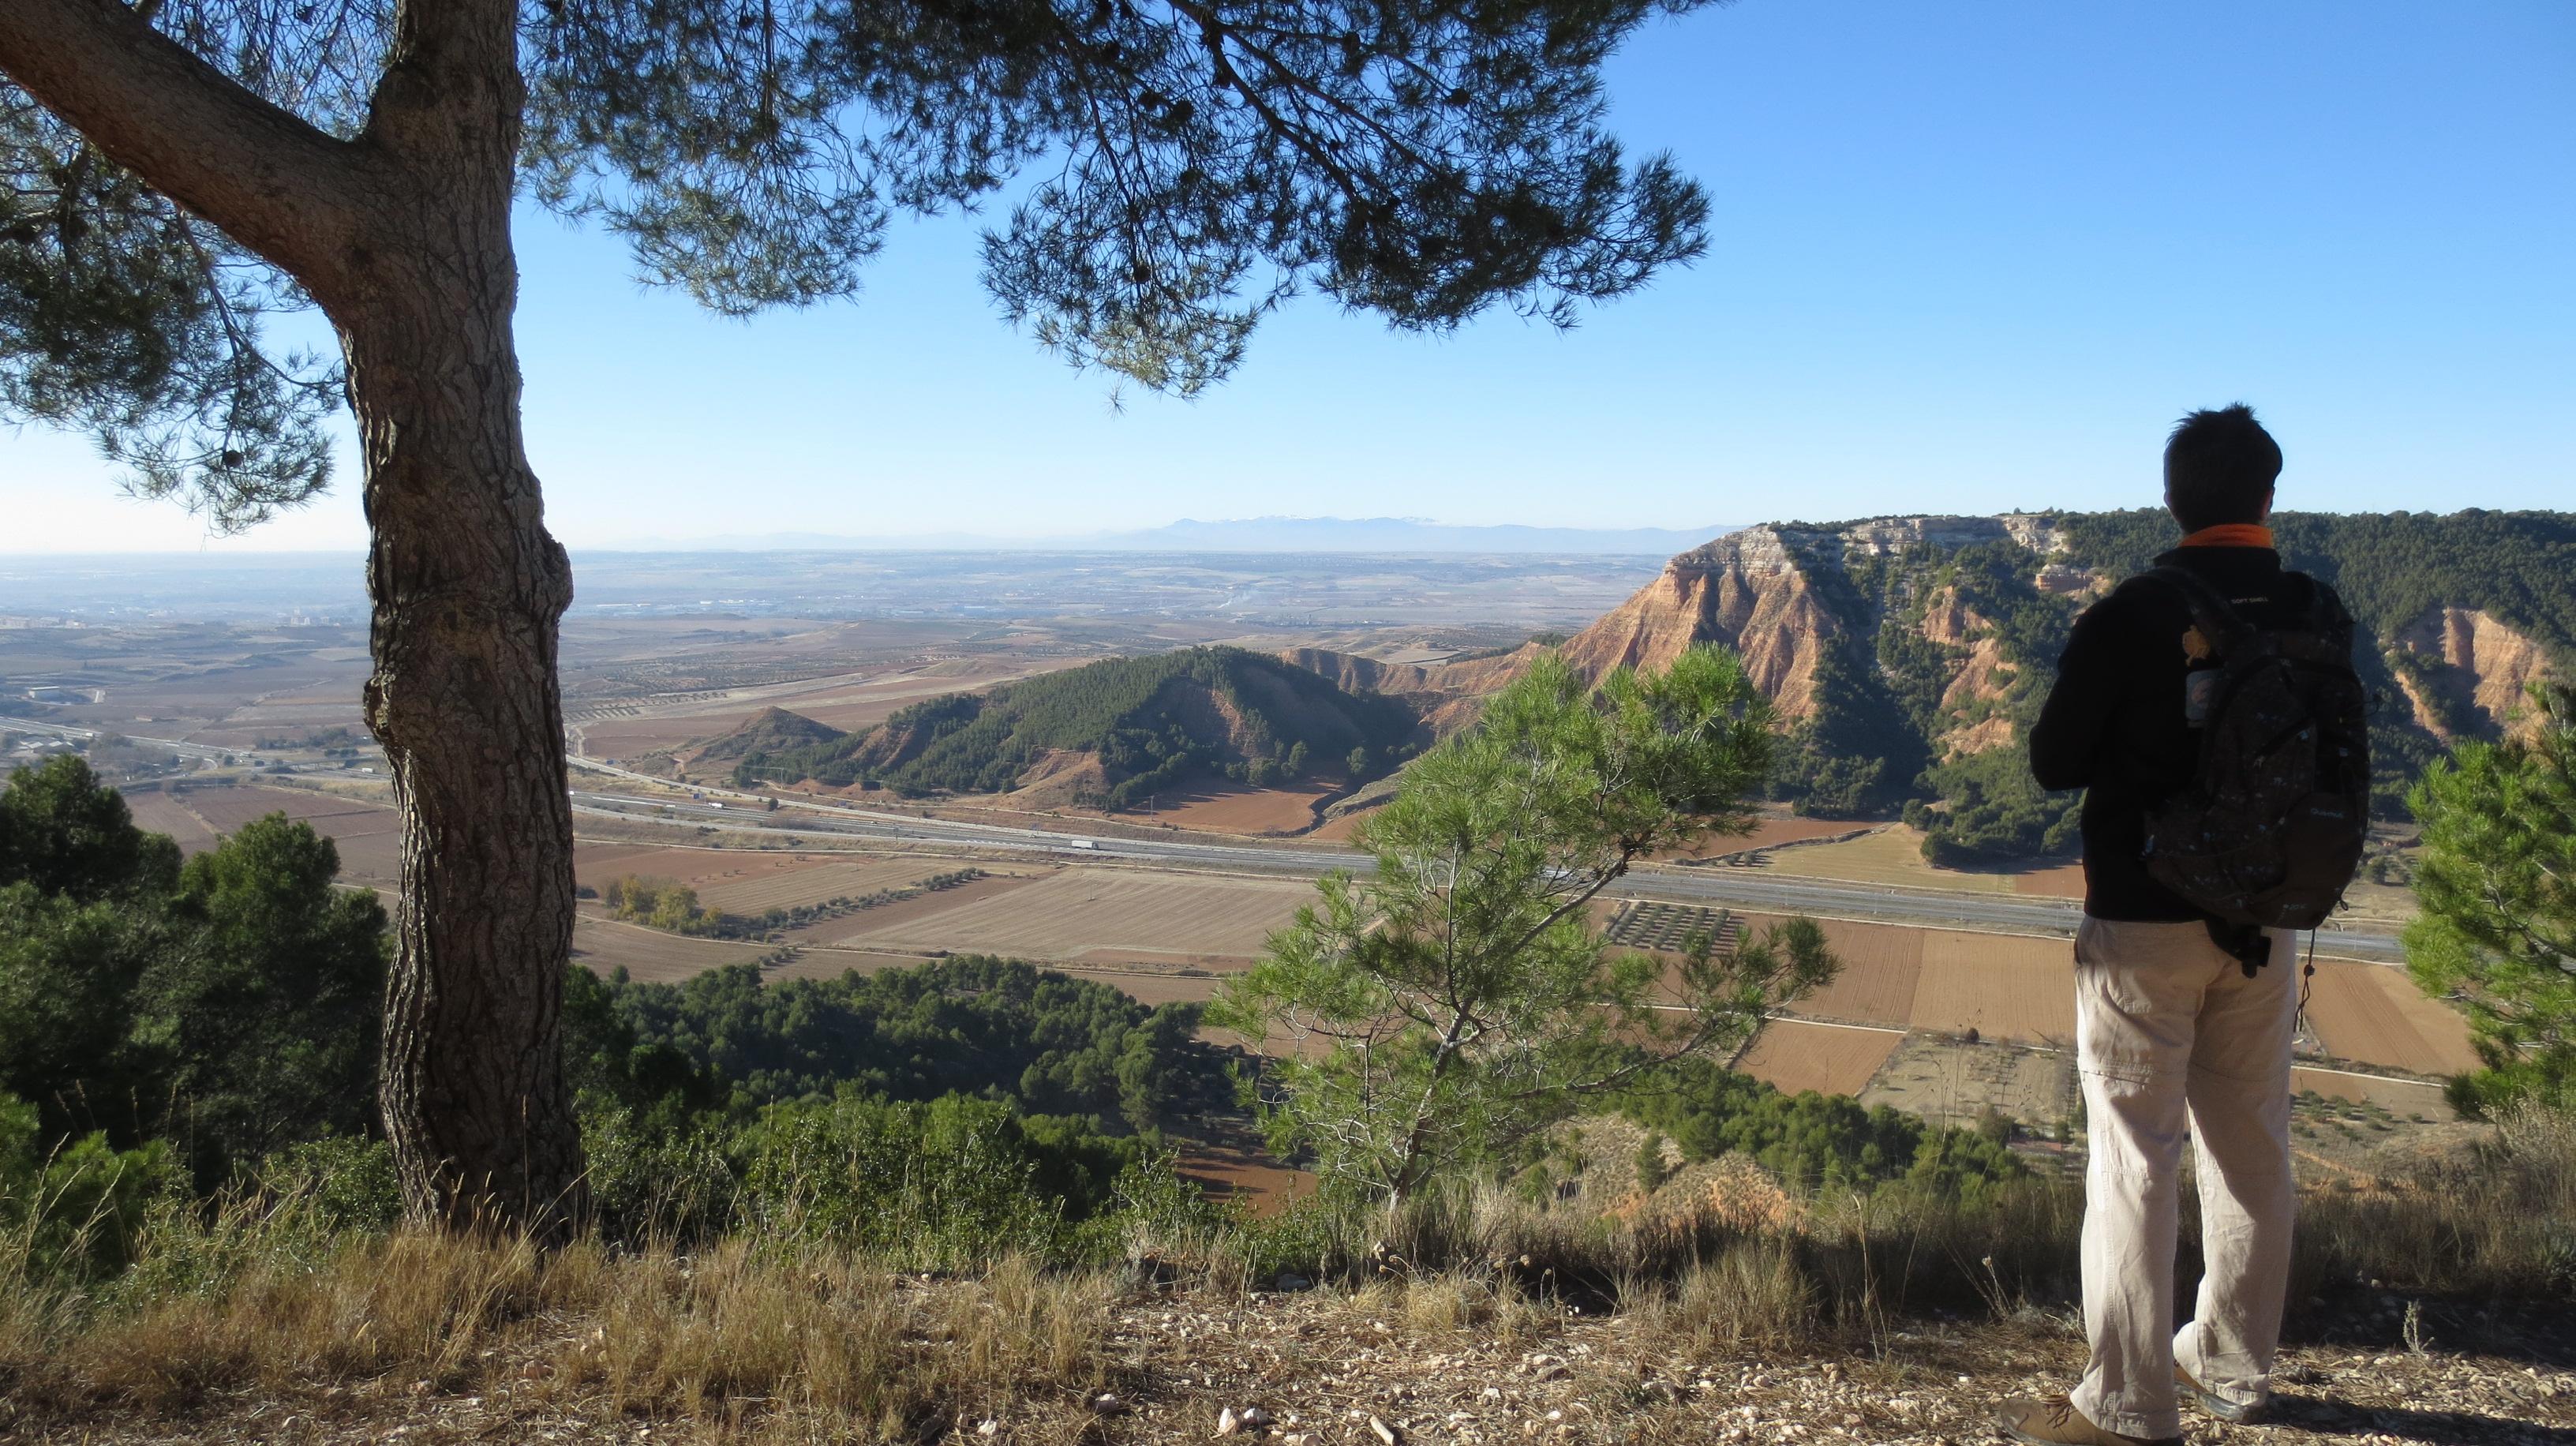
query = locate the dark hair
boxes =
[2163,403,2281,531]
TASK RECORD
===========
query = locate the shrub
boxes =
[1,1092,184,1284]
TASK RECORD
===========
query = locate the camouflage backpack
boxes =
[2138,565,2371,941]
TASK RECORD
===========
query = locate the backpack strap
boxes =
[2145,564,2256,656]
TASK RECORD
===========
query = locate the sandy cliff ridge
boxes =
[1283,515,2065,742]
[2391,605,2553,740]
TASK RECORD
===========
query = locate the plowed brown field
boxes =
[122,790,220,853]
[571,915,773,983]
[168,785,403,882]
[1125,779,1333,835]
[1911,931,2076,1044]
[2303,961,2481,1077]
[1734,913,1925,1027]
[698,858,982,913]
[1307,812,1368,842]
[1732,1020,1903,1098]
[2010,863,2088,899]
[833,869,1309,961]
[812,872,1045,942]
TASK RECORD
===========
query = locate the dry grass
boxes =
[7,1107,2571,1439]
[2290,1100,2576,1301]
[4,1227,1115,1440]
[1618,1237,1821,1353]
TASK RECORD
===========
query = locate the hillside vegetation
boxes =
[728,646,1418,807]
[2055,509,2576,651]
[573,955,1227,1132]
[1457,510,2576,861]
[683,705,844,764]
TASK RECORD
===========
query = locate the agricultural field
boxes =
[1759,915,1927,1027]
[1756,826,2020,894]
[1730,1019,1904,1099]
[118,787,221,853]
[1908,931,2078,1046]
[1859,1034,2078,1137]
[1754,823,2087,901]
[829,868,1312,965]
[2290,1066,2454,1115]
[2009,863,2087,898]
[2286,1077,2473,1180]
[131,781,404,886]
[2301,958,2483,1077]
[87,758,2473,1148]
[1605,901,1743,955]
[1115,776,1336,835]
[803,871,1046,942]
[1171,1114,1315,1216]
[569,842,1032,917]
[1661,813,1872,862]
[571,916,775,983]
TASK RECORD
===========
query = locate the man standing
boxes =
[1999,405,2360,1445]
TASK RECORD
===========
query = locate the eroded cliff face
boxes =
[1552,527,1844,717]
[1282,517,2065,740]
[1918,586,2017,758]
[1285,517,2566,799]
[2392,606,2553,739]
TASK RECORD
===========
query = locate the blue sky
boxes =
[6,0,2570,552]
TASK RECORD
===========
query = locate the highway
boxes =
[0,720,2402,964]
[0,714,238,764]
[565,759,2409,964]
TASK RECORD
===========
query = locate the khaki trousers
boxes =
[2070,916,2297,1441]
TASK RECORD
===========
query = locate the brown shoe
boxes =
[1994,1394,2181,1446]
[2177,1364,2266,1424]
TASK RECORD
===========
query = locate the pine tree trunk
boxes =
[0,0,583,1235]
[341,6,584,1236]
[347,275,584,1234]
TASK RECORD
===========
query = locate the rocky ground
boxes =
[11,1286,2570,1446]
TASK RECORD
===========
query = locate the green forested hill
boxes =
[684,706,844,763]
[1760,510,2573,859]
[729,646,1418,807]
[2055,509,2576,652]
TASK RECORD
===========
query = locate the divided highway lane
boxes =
[565,777,2407,965]
[0,714,238,764]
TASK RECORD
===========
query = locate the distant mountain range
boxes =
[616,516,1738,555]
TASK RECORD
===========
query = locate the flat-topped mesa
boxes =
[1668,515,2061,573]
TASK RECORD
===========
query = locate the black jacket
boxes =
[2029,545,2349,921]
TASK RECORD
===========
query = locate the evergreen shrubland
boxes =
[1766,510,2575,850]
[1616,1060,2026,1206]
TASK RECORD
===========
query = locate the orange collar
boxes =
[2178,523,2275,549]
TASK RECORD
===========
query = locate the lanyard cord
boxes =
[2295,927,2318,1036]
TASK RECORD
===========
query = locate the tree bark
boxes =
[0,0,589,1236]
[346,0,585,1237]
